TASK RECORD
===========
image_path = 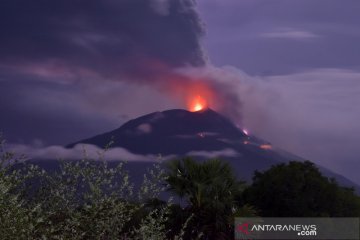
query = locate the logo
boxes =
[237,222,250,235]
[235,217,360,240]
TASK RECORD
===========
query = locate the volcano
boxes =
[69,108,253,155]
[67,108,360,191]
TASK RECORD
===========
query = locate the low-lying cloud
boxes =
[8,143,240,163]
[187,148,239,158]
[8,143,168,162]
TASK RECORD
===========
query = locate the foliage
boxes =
[0,138,171,240]
[165,158,247,239]
[243,161,360,217]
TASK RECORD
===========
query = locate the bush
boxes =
[0,138,172,240]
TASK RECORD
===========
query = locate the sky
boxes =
[1,0,360,184]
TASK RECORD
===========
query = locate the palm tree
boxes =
[166,158,245,239]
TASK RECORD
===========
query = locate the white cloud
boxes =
[260,28,319,40]
[243,68,360,183]
[187,148,239,158]
[8,143,174,162]
[8,143,239,163]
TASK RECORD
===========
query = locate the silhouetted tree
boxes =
[166,157,246,239]
[244,161,360,217]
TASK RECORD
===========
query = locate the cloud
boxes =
[187,148,239,158]
[0,0,247,141]
[260,28,319,40]
[0,0,205,80]
[172,65,360,184]
[0,0,208,144]
[8,143,242,162]
[241,68,360,184]
[198,0,360,75]
[8,143,174,162]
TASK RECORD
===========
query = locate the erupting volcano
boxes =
[176,80,215,113]
[66,108,360,193]
[189,95,207,112]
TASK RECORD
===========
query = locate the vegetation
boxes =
[165,158,249,239]
[1,138,359,239]
[243,161,360,217]
[0,139,171,240]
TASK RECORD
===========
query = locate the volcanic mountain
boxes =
[69,108,265,155]
[66,108,360,192]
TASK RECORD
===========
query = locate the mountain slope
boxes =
[67,108,360,192]
[68,108,246,154]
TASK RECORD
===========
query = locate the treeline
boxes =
[1,140,359,240]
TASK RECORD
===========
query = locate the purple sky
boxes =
[198,0,360,184]
[1,0,359,184]
[199,0,360,75]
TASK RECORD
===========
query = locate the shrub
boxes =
[0,138,172,239]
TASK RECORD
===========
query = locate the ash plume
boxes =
[0,0,205,79]
[0,0,245,144]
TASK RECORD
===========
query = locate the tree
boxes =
[166,157,246,239]
[243,161,360,217]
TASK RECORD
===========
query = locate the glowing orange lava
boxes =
[189,95,207,112]
[260,144,272,150]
